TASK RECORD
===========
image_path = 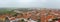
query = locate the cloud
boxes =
[0,0,60,9]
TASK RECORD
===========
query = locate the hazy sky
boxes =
[0,0,60,8]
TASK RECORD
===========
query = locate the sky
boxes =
[0,0,60,8]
